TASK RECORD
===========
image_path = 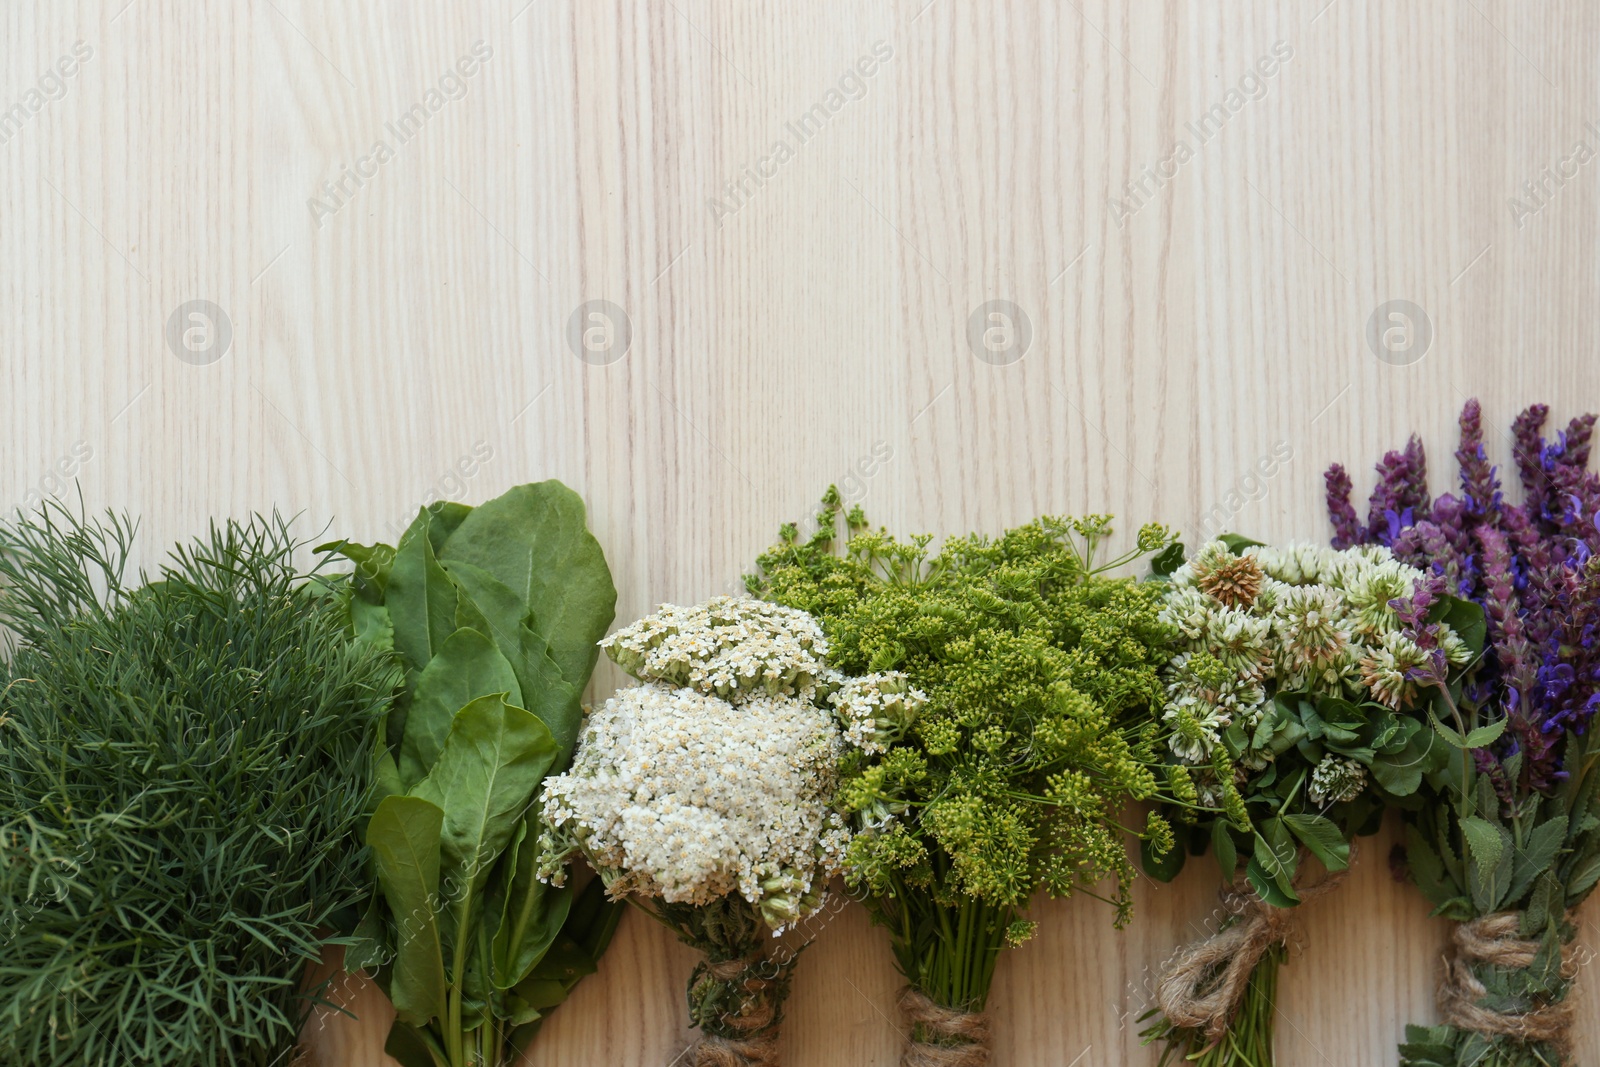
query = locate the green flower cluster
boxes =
[747,490,1181,1017]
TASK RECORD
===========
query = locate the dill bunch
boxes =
[747,490,1179,1029]
[0,504,399,1067]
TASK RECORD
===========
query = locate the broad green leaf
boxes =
[1212,819,1238,877]
[345,891,391,973]
[1218,533,1266,553]
[1430,896,1475,922]
[1403,826,1453,906]
[1370,726,1445,797]
[368,795,448,1026]
[424,501,473,554]
[1524,871,1559,935]
[1464,819,1513,913]
[318,538,398,597]
[444,560,585,759]
[1149,541,1185,577]
[385,1020,448,1067]
[493,809,574,989]
[388,518,461,677]
[441,560,533,650]
[1431,595,1487,658]
[1245,857,1299,907]
[438,481,617,691]
[399,628,523,787]
[1459,816,1505,874]
[1508,815,1567,903]
[1463,719,1507,749]
[351,598,395,651]
[1282,814,1350,872]
[1566,851,1600,904]
[1429,713,1468,750]
[413,694,559,916]
[1253,820,1299,899]
[369,749,406,812]
[566,875,626,959]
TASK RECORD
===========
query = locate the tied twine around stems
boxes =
[1438,911,1580,1058]
[898,987,993,1067]
[690,955,784,1067]
[1154,860,1348,1044]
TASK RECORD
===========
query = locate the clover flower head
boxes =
[1357,630,1430,710]
[1308,754,1367,804]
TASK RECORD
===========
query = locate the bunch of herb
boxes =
[1137,536,1479,1067]
[538,596,900,1067]
[0,504,398,1067]
[321,482,621,1067]
[1328,401,1600,1067]
[746,490,1180,1064]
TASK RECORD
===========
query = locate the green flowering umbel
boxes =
[747,490,1184,1057]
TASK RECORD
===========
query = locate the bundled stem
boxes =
[1146,944,1283,1067]
[647,896,797,1067]
[1143,858,1346,1067]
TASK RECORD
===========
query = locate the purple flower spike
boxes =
[1325,463,1362,549]
[1457,400,1502,519]
[1328,398,1600,801]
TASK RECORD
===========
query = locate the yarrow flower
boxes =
[599,595,830,702]
[828,671,926,754]
[545,596,900,933]
[541,684,847,930]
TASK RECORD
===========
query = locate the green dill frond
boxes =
[0,501,398,1067]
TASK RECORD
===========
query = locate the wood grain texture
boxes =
[4,1,1599,1063]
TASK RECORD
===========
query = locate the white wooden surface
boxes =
[4,2,1599,1064]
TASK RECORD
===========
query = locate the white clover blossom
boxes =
[600,595,830,702]
[1159,540,1464,764]
[541,683,849,931]
[1308,755,1367,804]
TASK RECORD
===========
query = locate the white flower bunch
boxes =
[544,596,911,933]
[541,684,848,930]
[1158,540,1471,766]
[599,595,829,702]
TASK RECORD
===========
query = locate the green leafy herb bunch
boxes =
[746,490,1182,1064]
[322,482,620,1067]
[0,504,399,1067]
[1139,536,1481,1067]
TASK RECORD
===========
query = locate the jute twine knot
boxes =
[1438,911,1579,1058]
[1154,863,1347,1043]
[691,955,782,1067]
[898,986,992,1067]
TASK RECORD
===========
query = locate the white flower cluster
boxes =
[541,684,848,930]
[828,671,927,755]
[1308,754,1367,804]
[545,596,914,933]
[599,595,829,701]
[1159,540,1471,767]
